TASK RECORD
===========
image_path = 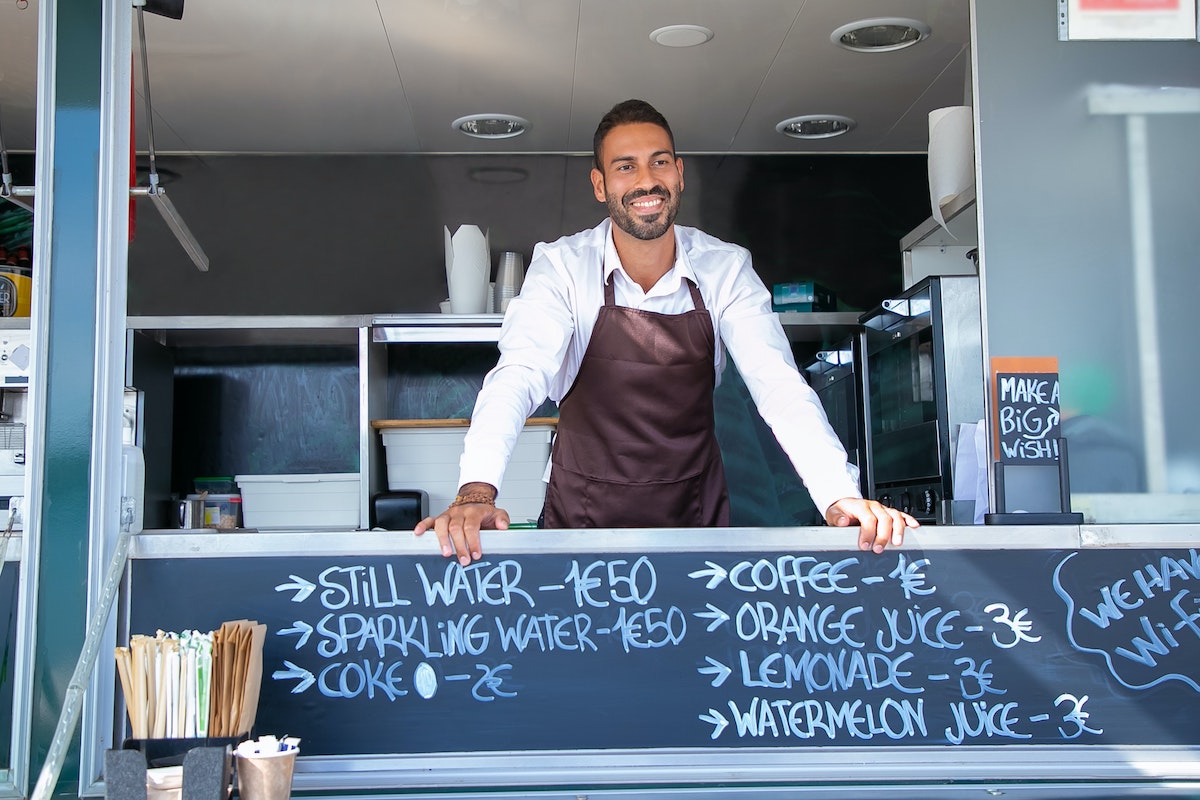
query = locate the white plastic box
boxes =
[381,424,553,524]
[234,473,360,530]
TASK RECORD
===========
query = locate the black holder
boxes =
[122,736,245,768]
[106,741,235,800]
[984,437,1084,525]
[371,490,430,530]
[142,0,185,20]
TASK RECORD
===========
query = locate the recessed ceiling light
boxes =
[650,24,714,48]
[831,17,931,52]
[775,115,856,140]
[451,114,530,139]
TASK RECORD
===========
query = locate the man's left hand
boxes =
[825,498,919,554]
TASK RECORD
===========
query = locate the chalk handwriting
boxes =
[319,564,407,610]
[610,606,687,652]
[984,603,1042,649]
[493,612,598,653]
[733,601,864,647]
[415,560,535,608]
[996,373,1062,463]
[472,663,517,701]
[736,648,921,695]
[566,557,658,608]
[944,700,1029,744]
[1054,693,1102,739]
[317,659,409,701]
[888,555,935,600]
[1054,551,1200,693]
[721,696,927,741]
[953,656,1005,700]
[876,606,963,652]
[999,376,1060,406]
[249,550,1200,749]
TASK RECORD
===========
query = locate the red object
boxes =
[1080,0,1179,9]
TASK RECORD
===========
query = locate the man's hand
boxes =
[414,483,509,565]
[825,497,919,554]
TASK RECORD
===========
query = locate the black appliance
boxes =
[859,276,984,523]
[802,334,866,495]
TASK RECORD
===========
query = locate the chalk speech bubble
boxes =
[1053,551,1200,694]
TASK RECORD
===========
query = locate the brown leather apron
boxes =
[542,273,730,528]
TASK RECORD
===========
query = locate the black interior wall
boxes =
[127,153,931,317]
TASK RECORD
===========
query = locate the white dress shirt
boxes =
[458,218,861,516]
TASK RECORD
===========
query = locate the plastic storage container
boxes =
[234,473,359,530]
[380,423,553,524]
[193,476,237,494]
[188,493,242,530]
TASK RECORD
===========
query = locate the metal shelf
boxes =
[899,186,977,250]
[127,315,367,347]
[371,311,863,345]
[776,311,861,343]
[371,313,503,343]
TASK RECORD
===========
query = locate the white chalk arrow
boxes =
[277,620,314,649]
[699,708,729,740]
[275,574,316,603]
[688,561,728,589]
[694,603,730,632]
[698,656,732,688]
[272,661,315,694]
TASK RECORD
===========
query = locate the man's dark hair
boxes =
[592,99,676,170]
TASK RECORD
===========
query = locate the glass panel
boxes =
[975,0,1200,522]
[0,0,37,790]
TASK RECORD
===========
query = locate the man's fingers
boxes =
[414,504,511,564]
[826,497,918,554]
[856,506,880,552]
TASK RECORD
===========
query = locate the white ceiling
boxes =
[0,0,971,156]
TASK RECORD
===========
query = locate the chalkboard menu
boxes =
[991,356,1062,464]
[128,546,1200,756]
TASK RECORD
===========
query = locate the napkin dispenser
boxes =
[371,490,430,530]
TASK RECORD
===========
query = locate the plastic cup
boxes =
[494,252,524,313]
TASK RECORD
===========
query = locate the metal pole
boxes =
[29,529,132,800]
[1125,113,1168,493]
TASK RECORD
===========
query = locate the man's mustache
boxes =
[623,186,670,204]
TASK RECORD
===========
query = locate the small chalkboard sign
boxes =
[991,356,1062,464]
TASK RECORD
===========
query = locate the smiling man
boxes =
[416,99,917,562]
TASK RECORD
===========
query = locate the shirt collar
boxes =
[601,219,697,293]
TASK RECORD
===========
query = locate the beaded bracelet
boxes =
[450,492,496,507]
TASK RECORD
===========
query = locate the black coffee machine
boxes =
[858,276,984,524]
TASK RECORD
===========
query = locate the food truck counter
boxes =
[113,524,1200,799]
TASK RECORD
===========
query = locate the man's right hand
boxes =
[413,483,509,565]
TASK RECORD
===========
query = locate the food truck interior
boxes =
[1,1,1198,799]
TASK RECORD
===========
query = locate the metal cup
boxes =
[175,498,205,529]
[236,750,297,800]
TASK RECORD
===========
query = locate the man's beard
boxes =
[606,185,680,241]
